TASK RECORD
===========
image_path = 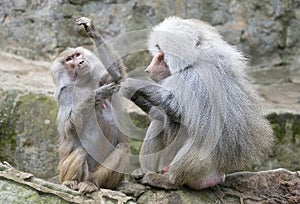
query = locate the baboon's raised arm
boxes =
[76,17,126,82]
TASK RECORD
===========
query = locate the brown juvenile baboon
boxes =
[51,46,129,194]
[120,16,274,190]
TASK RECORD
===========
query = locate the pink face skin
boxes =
[161,166,169,174]
[64,52,89,76]
[145,50,171,82]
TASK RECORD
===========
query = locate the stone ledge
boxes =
[0,162,299,204]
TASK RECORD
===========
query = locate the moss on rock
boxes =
[0,91,59,179]
[12,93,59,179]
[264,113,300,171]
[0,179,69,204]
[0,90,22,164]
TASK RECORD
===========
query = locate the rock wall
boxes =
[0,90,59,179]
[0,0,299,84]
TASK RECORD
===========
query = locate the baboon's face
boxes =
[64,51,90,78]
[145,49,170,82]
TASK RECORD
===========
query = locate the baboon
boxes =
[51,46,129,193]
[121,16,274,190]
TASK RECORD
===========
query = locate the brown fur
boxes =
[51,47,129,193]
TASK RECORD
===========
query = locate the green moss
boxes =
[129,138,142,156]
[271,123,282,141]
[0,90,21,163]
[13,94,58,139]
[267,113,300,142]
[291,118,300,142]
[126,112,149,155]
[260,112,300,171]
[0,93,58,178]
[127,112,149,155]
[0,180,69,204]
[129,112,150,129]
[12,93,59,179]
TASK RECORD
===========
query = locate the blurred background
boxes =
[0,0,299,181]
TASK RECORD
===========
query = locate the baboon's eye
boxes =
[65,57,73,64]
[74,53,82,58]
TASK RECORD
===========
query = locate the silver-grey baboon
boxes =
[122,16,274,190]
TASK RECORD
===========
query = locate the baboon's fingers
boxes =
[63,180,79,190]
[141,171,179,190]
[131,168,148,180]
[78,181,98,194]
[75,17,91,27]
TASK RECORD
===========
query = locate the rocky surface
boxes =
[1,162,299,204]
[0,1,299,82]
[0,52,53,94]
[0,162,134,204]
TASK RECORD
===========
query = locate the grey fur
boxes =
[123,16,274,189]
[51,47,128,185]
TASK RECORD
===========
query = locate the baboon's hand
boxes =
[78,181,98,194]
[119,78,145,99]
[131,168,148,180]
[116,142,129,153]
[76,17,92,29]
[141,171,179,190]
[95,82,116,100]
[63,180,78,190]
